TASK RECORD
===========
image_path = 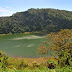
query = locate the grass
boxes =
[1,66,72,72]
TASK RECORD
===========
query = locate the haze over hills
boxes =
[0,8,72,34]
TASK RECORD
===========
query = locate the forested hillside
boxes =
[0,8,72,34]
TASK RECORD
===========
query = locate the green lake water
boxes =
[0,34,50,58]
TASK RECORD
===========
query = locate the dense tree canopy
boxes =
[0,8,72,34]
[38,29,72,67]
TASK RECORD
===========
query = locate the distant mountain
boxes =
[0,8,72,34]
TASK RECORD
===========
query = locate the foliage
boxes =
[0,51,8,70]
[0,66,72,72]
[0,51,72,71]
[0,8,72,34]
[32,61,39,68]
[17,59,28,69]
[38,29,72,68]
[47,59,56,69]
[38,44,48,55]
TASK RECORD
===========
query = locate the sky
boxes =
[0,0,72,17]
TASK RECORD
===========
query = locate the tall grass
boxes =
[1,66,72,72]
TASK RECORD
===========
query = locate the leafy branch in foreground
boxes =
[38,29,72,68]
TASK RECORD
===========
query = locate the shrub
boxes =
[47,59,56,69]
[32,61,40,68]
[17,59,28,69]
[0,51,8,69]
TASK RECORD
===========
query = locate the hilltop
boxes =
[0,8,72,34]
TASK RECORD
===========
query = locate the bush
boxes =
[47,59,56,69]
[17,59,28,69]
[32,61,40,68]
[0,51,8,69]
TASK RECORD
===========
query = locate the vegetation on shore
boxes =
[0,8,72,34]
[38,29,72,68]
[0,51,72,72]
[0,29,72,72]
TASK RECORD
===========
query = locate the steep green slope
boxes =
[0,8,72,34]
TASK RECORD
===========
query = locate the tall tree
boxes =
[38,29,72,67]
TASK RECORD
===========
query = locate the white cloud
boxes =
[0,9,10,12]
[0,7,10,12]
[0,6,13,17]
[5,6,10,9]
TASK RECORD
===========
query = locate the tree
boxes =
[0,9,72,34]
[38,29,72,67]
